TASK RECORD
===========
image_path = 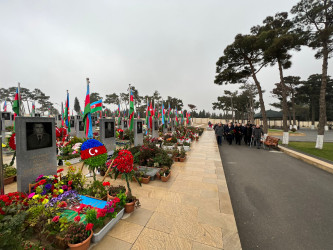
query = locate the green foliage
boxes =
[4,165,17,178]
[153,151,173,167]
[65,222,90,244]
[123,129,134,144]
[85,208,104,229]
[116,192,127,208]
[74,97,81,115]
[65,166,87,191]
[80,180,107,199]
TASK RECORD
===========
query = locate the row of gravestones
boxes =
[1,113,178,193]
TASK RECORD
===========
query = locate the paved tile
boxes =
[107,220,144,244]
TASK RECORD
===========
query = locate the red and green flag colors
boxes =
[83,79,93,139]
[3,100,7,112]
[90,99,103,113]
[145,98,149,128]
[31,101,35,117]
[149,101,153,129]
[161,102,165,127]
[64,91,70,132]
[128,89,134,131]
[12,87,20,131]
[117,104,121,125]
[175,107,179,126]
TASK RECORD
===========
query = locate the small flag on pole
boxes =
[129,89,134,131]
[3,100,7,112]
[83,78,93,139]
[64,91,71,132]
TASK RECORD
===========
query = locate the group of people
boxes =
[210,121,264,149]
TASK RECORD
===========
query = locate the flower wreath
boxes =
[80,139,107,167]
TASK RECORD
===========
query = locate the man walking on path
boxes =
[215,123,224,146]
[252,124,264,149]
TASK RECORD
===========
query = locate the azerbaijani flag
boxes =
[90,99,103,113]
[3,100,7,112]
[83,80,93,139]
[64,92,70,132]
[138,111,140,119]
[129,90,134,131]
[162,102,165,127]
[31,101,35,117]
[149,101,153,129]
[12,87,20,131]
[175,108,179,126]
[168,103,171,123]
[117,104,121,125]
[186,111,190,124]
[145,99,149,129]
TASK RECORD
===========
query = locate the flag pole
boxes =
[18,82,21,116]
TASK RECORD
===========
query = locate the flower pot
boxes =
[92,208,124,243]
[195,137,199,141]
[68,230,93,250]
[156,172,161,180]
[4,175,16,185]
[132,175,151,184]
[125,200,136,213]
[175,157,180,162]
[179,157,186,162]
[172,157,178,162]
[161,171,171,182]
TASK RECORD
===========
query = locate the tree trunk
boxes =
[291,91,296,127]
[316,42,328,149]
[249,62,268,134]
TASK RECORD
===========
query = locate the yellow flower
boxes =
[32,194,40,200]
[58,189,64,194]
[42,199,49,205]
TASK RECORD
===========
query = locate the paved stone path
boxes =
[4,131,241,250]
[220,141,333,250]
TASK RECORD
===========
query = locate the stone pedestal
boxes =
[134,119,143,146]
[75,116,82,137]
[15,117,57,193]
[0,118,5,145]
[1,112,13,128]
[99,118,116,152]
[152,119,159,138]
[56,114,62,128]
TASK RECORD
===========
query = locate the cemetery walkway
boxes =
[89,130,241,250]
[220,140,333,250]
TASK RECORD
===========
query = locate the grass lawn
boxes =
[287,142,333,162]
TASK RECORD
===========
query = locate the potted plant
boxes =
[133,171,151,184]
[160,168,171,182]
[111,150,141,213]
[3,164,17,185]
[80,180,108,200]
[65,221,93,250]
[106,184,127,201]
[172,148,179,162]
[179,147,186,162]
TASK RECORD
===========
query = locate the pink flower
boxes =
[28,192,35,199]
[52,216,60,222]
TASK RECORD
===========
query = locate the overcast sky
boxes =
[0,0,332,113]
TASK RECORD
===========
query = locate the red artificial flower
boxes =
[58,201,67,208]
[74,215,81,222]
[113,197,120,204]
[52,216,60,223]
[38,179,47,185]
[68,181,73,186]
[113,150,134,173]
[102,182,110,186]
[57,169,64,173]
[97,208,107,219]
[85,223,94,231]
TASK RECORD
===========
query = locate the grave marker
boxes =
[99,118,116,152]
[16,117,57,193]
[134,119,143,146]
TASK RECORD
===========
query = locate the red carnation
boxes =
[102,182,110,186]
[52,216,60,223]
[68,180,73,186]
[57,169,64,173]
[85,223,94,231]
[74,215,81,222]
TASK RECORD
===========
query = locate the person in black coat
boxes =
[224,123,234,145]
[243,123,252,146]
[234,123,243,145]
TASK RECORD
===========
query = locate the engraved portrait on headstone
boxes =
[79,121,84,131]
[154,121,158,131]
[35,113,41,117]
[2,112,10,120]
[70,119,75,128]
[137,121,143,134]
[76,115,81,120]
[58,114,62,120]
[26,122,52,150]
[105,121,114,138]
[124,120,128,128]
